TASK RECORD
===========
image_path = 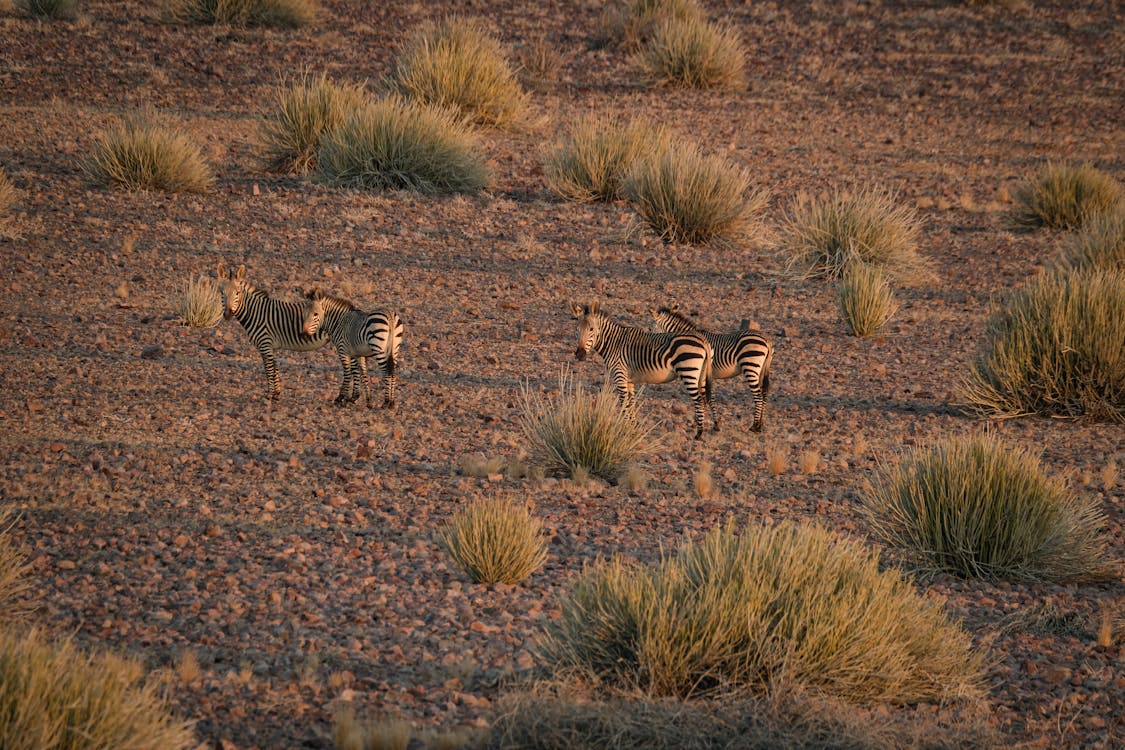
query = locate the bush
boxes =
[545,115,670,203]
[258,72,367,174]
[0,168,17,215]
[82,114,214,193]
[162,0,317,28]
[863,434,1115,582]
[637,16,745,89]
[781,188,925,281]
[0,628,196,750]
[520,371,655,482]
[624,143,767,244]
[17,0,77,19]
[838,262,897,336]
[315,95,488,194]
[1011,162,1124,230]
[439,497,548,585]
[387,16,530,130]
[0,511,30,627]
[537,521,984,704]
[179,275,224,328]
[959,268,1124,423]
[593,0,703,50]
[1053,208,1125,272]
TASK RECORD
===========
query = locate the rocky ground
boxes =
[0,0,1122,748]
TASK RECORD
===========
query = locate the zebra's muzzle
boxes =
[574,347,587,361]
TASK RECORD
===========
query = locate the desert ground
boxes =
[0,0,1122,748]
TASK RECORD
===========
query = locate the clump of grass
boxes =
[545,114,671,203]
[334,709,474,750]
[863,433,1115,582]
[0,629,196,750]
[0,511,31,627]
[458,453,505,479]
[387,16,530,130]
[82,114,213,193]
[0,167,18,224]
[16,0,78,19]
[315,95,488,194]
[517,38,563,89]
[624,143,768,244]
[781,188,925,281]
[636,16,745,89]
[179,275,224,328]
[958,268,1124,423]
[838,262,898,336]
[439,497,547,585]
[520,371,656,481]
[1053,208,1125,272]
[161,0,317,28]
[537,521,983,704]
[766,446,787,476]
[693,460,713,498]
[594,0,703,50]
[258,72,367,174]
[1011,162,1124,230]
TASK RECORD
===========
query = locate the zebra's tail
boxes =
[760,345,773,398]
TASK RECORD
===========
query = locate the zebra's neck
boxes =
[320,298,356,333]
[236,287,276,323]
[594,317,635,354]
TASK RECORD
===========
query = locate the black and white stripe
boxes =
[572,302,716,438]
[303,289,404,409]
[651,307,773,433]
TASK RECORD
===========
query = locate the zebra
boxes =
[217,262,339,401]
[571,302,716,439]
[650,307,773,433]
[301,288,404,409]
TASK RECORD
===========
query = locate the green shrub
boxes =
[1011,162,1124,230]
[625,142,767,244]
[179,275,224,328]
[439,497,548,585]
[1053,208,1125,272]
[315,95,488,194]
[520,371,655,482]
[637,16,745,89]
[838,262,897,336]
[782,188,925,281]
[0,629,195,750]
[258,72,367,174]
[0,511,30,627]
[545,114,670,203]
[538,521,984,704]
[863,434,1115,582]
[161,0,317,28]
[959,268,1124,423]
[82,114,214,193]
[387,16,530,130]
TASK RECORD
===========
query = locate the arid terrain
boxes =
[0,1,1122,748]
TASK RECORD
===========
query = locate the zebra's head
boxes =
[218,262,248,321]
[571,301,605,361]
[302,289,327,336]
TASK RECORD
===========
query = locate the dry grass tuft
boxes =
[0,510,31,627]
[693,460,714,498]
[1011,162,1124,230]
[593,0,703,50]
[162,0,317,28]
[537,521,984,704]
[315,95,488,194]
[258,72,367,174]
[0,628,196,750]
[17,0,77,18]
[546,114,670,203]
[179,275,224,328]
[863,433,1116,582]
[619,465,649,492]
[82,113,213,193]
[766,446,787,476]
[838,262,898,336]
[458,453,505,479]
[388,16,530,130]
[798,449,820,475]
[0,168,16,215]
[176,648,201,684]
[636,16,746,89]
[439,497,547,585]
[958,268,1124,423]
[517,38,563,88]
[1053,208,1125,272]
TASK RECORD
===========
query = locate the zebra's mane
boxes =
[658,307,701,329]
[306,289,359,311]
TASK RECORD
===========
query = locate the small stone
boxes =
[141,344,164,360]
[57,559,76,570]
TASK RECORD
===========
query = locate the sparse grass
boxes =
[517,38,563,88]
[176,648,201,684]
[315,95,488,194]
[439,497,547,585]
[593,0,703,50]
[0,511,31,627]
[1053,208,1125,271]
[334,710,475,750]
[781,188,925,281]
[693,460,713,498]
[766,446,787,476]
[863,433,1115,582]
[82,114,213,193]
[838,262,898,336]
[459,453,505,479]
[17,0,78,19]
[179,275,224,328]
[0,628,196,750]
[520,371,656,481]
[1011,162,1124,230]
[624,142,768,244]
[162,0,317,28]
[619,465,649,492]
[636,16,746,89]
[258,72,367,174]
[958,268,1125,423]
[537,521,984,704]
[798,449,819,475]
[546,114,671,203]
[387,16,530,130]
[0,168,16,215]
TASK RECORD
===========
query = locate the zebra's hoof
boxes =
[751,422,763,433]
[693,430,704,440]
[381,400,396,410]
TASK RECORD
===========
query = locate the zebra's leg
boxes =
[381,353,396,409]
[744,366,765,433]
[256,342,281,400]
[334,351,352,406]
[347,357,364,405]
[706,372,720,433]
[611,368,635,422]
[358,357,373,409]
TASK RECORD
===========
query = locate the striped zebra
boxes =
[651,307,773,433]
[302,289,404,409]
[218,262,337,401]
[572,302,716,439]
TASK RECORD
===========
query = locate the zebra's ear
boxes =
[215,261,227,280]
[235,264,246,281]
[648,307,659,320]
[570,302,584,318]
[588,300,600,315]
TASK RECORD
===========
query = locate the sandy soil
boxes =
[0,1,1122,748]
